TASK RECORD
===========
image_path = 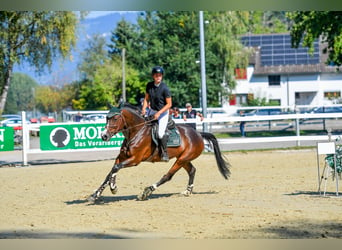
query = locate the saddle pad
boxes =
[167,127,181,147]
[151,125,181,147]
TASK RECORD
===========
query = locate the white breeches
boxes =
[147,109,169,138]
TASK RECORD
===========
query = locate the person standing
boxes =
[141,66,172,162]
[239,110,246,137]
[183,103,203,130]
[75,112,83,122]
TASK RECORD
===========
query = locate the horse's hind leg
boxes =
[137,160,196,200]
[181,162,196,196]
[137,161,183,201]
[137,172,174,201]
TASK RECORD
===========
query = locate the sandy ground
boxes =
[0,149,341,239]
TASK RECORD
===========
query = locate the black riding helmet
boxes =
[151,66,164,75]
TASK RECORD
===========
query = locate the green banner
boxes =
[0,127,14,151]
[40,124,124,150]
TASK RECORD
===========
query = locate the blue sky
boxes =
[86,11,119,19]
[13,11,139,85]
[86,11,138,19]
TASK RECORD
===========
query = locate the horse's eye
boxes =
[112,115,120,121]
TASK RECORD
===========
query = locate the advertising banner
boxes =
[0,127,14,151]
[40,124,124,150]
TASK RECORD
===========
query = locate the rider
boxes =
[141,66,172,162]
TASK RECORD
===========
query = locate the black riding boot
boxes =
[159,134,169,162]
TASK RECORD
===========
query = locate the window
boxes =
[236,94,249,105]
[268,75,280,86]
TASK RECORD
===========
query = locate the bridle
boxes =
[105,111,155,138]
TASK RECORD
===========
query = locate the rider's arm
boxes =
[141,93,150,115]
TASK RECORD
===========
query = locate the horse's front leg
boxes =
[88,163,122,202]
[108,170,118,195]
[88,151,144,202]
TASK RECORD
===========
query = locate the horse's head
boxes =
[101,106,124,141]
[101,103,144,141]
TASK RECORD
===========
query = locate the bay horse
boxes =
[88,103,230,202]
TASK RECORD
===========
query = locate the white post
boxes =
[21,111,29,166]
[333,153,339,196]
[199,11,208,132]
[122,48,126,102]
[295,109,300,146]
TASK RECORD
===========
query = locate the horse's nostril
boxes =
[102,134,108,141]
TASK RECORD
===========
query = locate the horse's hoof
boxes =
[180,190,192,196]
[137,187,153,201]
[136,193,145,201]
[87,195,97,203]
[110,186,118,195]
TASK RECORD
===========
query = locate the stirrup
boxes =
[161,153,169,162]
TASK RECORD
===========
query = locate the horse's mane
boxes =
[121,102,141,112]
[107,102,142,119]
[120,102,144,120]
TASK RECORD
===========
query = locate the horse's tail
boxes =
[200,132,231,179]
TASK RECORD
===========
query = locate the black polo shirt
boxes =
[183,109,197,130]
[146,81,171,111]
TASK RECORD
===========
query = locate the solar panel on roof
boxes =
[242,34,320,66]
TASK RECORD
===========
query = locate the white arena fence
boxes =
[1,111,342,166]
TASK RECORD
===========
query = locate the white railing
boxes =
[18,111,342,165]
[175,112,342,147]
[21,112,122,166]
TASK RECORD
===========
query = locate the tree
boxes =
[78,34,108,81]
[109,12,201,107]
[4,73,38,114]
[0,11,79,114]
[59,81,80,110]
[74,33,145,110]
[73,59,144,110]
[287,11,342,66]
[205,11,251,105]
[109,11,251,107]
[35,85,61,113]
[248,11,290,34]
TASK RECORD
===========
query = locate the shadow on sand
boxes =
[65,191,219,205]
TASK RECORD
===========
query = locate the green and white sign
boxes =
[40,124,124,150]
[0,127,14,151]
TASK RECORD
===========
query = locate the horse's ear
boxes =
[107,105,121,118]
[118,100,125,109]
[107,102,114,110]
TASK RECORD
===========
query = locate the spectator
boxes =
[239,110,246,137]
[75,112,83,122]
[183,103,203,130]
[172,107,182,119]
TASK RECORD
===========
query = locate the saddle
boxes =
[148,116,181,147]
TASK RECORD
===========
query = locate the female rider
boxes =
[141,66,172,162]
